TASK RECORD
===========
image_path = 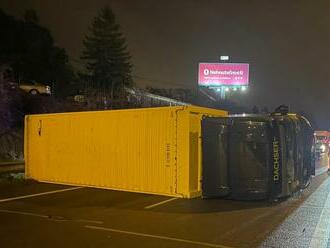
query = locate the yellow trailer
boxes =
[25,106,227,198]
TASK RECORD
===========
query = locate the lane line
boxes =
[0,186,83,203]
[85,225,232,248]
[0,209,104,224]
[76,219,104,224]
[144,198,178,209]
[0,209,48,218]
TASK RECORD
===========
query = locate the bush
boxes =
[0,79,13,133]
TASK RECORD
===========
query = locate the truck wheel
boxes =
[29,89,39,95]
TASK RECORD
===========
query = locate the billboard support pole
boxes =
[219,55,228,100]
[220,87,226,100]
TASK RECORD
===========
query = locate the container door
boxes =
[201,118,229,198]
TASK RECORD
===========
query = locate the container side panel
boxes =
[24,116,29,177]
[176,110,190,197]
[26,118,48,179]
[189,113,200,193]
[26,106,227,199]
[189,131,199,191]
[26,108,178,197]
[187,106,228,118]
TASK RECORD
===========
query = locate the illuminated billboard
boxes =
[198,63,249,86]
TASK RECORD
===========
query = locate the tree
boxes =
[261,106,269,114]
[81,6,133,98]
[24,9,39,24]
[0,65,13,134]
[252,105,260,114]
[0,9,74,85]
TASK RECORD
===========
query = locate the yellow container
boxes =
[25,106,227,198]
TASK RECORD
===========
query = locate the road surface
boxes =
[0,156,329,248]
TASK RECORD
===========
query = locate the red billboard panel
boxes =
[198,63,249,86]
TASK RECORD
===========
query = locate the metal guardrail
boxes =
[0,161,24,174]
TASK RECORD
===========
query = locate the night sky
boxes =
[1,0,330,129]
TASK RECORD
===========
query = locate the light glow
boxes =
[220,55,229,61]
[321,144,326,152]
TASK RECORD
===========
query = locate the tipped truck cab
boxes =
[202,113,314,200]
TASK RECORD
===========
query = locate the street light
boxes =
[220,55,229,61]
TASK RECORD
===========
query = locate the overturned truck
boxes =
[25,105,314,201]
[202,113,314,200]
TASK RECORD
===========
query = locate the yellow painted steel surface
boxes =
[25,106,227,198]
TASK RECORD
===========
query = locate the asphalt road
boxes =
[0,157,329,248]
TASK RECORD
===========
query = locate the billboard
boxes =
[198,63,249,86]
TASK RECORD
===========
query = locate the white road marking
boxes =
[76,219,104,224]
[85,225,232,248]
[0,209,49,218]
[309,180,330,248]
[0,209,104,224]
[144,197,178,209]
[0,186,83,203]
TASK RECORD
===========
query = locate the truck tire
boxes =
[29,89,39,95]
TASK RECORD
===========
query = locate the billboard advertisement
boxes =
[198,63,249,86]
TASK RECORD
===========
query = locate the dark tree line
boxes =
[0,6,133,98]
[0,9,74,83]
